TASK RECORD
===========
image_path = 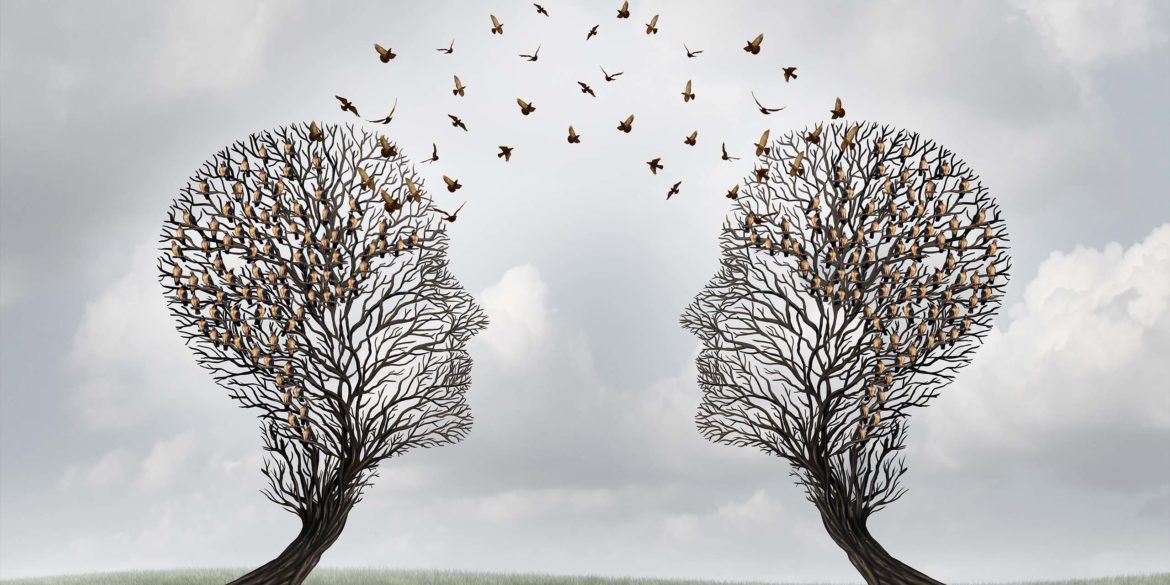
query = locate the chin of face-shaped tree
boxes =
[681,121,1010,585]
[156,121,487,585]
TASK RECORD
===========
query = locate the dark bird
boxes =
[721,142,740,161]
[578,81,596,97]
[805,123,823,144]
[378,135,398,158]
[726,184,740,199]
[367,98,397,124]
[567,125,581,143]
[453,75,467,97]
[617,1,630,18]
[647,157,663,174]
[498,145,513,161]
[374,43,396,62]
[782,66,798,82]
[448,114,467,131]
[684,130,697,146]
[517,98,536,115]
[437,39,455,54]
[667,180,681,200]
[601,66,623,81]
[423,143,439,164]
[587,24,599,40]
[617,114,634,133]
[336,93,358,115]
[490,14,504,34]
[751,91,785,115]
[682,79,695,102]
[381,189,402,213]
[534,3,549,16]
[442,175,462,192]
[308,121,324,141]
[684,43,703,58]
[754,129,770,157]
[433,202,467,222]
[519,44,541,61]
[645,14,659,34]
[754,167,769,182]
[405,176,423,203]
[830,96,846,119]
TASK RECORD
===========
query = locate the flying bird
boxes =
[782,66,798,82]
[356,167,375,191]
[645,14,659,34]
[721,142,740,161]
[437,39,455,54]
[433,202,467,222]
[788,151,806,176]
[517,98,536,115]
[754,129,770,156]
[617,114,634,133]
[647,158,663,175]
[452,75,467,96]
[805,124,823,144]
[617,1,630,18]
[534,3,549,16]
[684,130,697,146]
[405,176,423,202]
[667,180,681,200]
[726,184,740,199]
[841,124,859,149]
[830,97,846,119]
[682,79,695,102]
[367,98,397,124]
[601,66,623,81]
[374,43,396,62]
[744,33,764,54]
[567,125,581,143]
[378,135,398,157]
[448,114,467,131]
[684,43,703,58]
[519,44,541,62]
[498,145,513,161]
[751,91,785,114]
[423,143,439,164]
[381,189,402,213]
[587,24,599,40]
[442,175,462,192]
[578,81,596,97]
[754,167,769,182]
[490,14,504,34]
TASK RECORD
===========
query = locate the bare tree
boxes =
[681,121,1011,585]
[156,121,487,585]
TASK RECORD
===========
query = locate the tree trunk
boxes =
[226,502,352,585]
[815,500,945,585]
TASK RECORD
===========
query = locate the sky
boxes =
[1,0,1168,582]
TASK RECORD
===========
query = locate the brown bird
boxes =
[519,44,541,61]
[751,91,785,115]
[601,66,623,81]
[647,158,663,174]
[684,130,698,146]
[442,175,462,192]
[830,96,846,119]
[381,189,402,213]
[805,124,823,144]
[437,39,455,54]
[645,14,659,34]
[721,142,740,161]
[744,33,764,54]
[308,121,324,141]
[567,125,581,143]
[335,95,360,117]
[782,66,798,82]
[754,167,769,182]
[452,75,467,97]
[726,184,740,199]
[378,135,397,158]
[374,43,396,62]
[356,167,375,191]
[517,98,536,115]
[841,124,859,149]
[586,24,599,40]
[433,202,467,222]
[448,114,468,131]
[534,3,549,16]
[421,143,438,164]
[405,176,422,203]
[498,145,513,161]
[682,79,695,102]
[617,1,630,18]
[788,151,806,177]
[617,114,635,133]
[367,98,397,124]
[754,129,770,157]
[667,180,681,200]
[490,14,504,34]
[682,43,704,59]
[578,81,596,97]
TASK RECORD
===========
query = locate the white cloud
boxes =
[474,264,554,366]
[136,431,200,491]
[1015,0,1169,67]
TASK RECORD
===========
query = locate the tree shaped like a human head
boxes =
[156,121,487,585]
[681,121,1011,585]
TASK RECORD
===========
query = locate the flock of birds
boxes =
[334,2,851,211]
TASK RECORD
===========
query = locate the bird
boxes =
[682,79,695,102]
[645,14,659,34]
[754,129,770,157]
[452,75,467,97]
[684,130,698,146]
[490,14,504,34]
[744,33,764,54]
[381,188,402,213]
[335,96,360,117]
[721,142,740,161]
[617,1,630,18]
[448,114,467,131]
[754,167,769,182]
[788,151,806,176]
[751,91,785,114]
[437,39,455,54]
[587,24,599,40]
[517,98,536,115]
[726,184,740,199]
[498,145,513,161]
[578,81,596,97]
[433,202,467,222]
[374,43,396,62]
[356,167,375,191]
[667,180,682,200]
[830,97,846,119]
[534,3,549,16]
[308,121,324,141]
[647,158,663,174]
[422,143,439,164]
[567,125,581,143]
[367,98,397,124]
[442,175,462,192]
[519,44,541,61]
[684,43,703,58]
[782,66,798,82]
[601,66,623,81]
[841,124,859,149]
[805,124,823,144]
[405,176,423,203]
[617,114,634,133]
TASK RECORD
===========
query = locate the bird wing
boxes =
[685,80,692,92]
[448,114,458,122]
[752,91,765,108]
[621,1,628,10]
[452,202,467,215]
[443,175,454,186]
[689,131,697,139]
[491,15,501,27]
[625,114,634,124]
[835,97,842,109]
[752,34,764,46]
[649,14,659,27]
[380,189,396,206]
[760,129,770,144]
[357,167,370,181]
[454,75,462,88]
[517,98,529,108]
[375,43,386,54]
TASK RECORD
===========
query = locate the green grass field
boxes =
[1,570,1168,585]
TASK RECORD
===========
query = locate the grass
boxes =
[1,570,1167,585]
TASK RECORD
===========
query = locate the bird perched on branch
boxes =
[782,66,798,82]
[647,158,663,175]
[587,24,599,40]
[436,39,454,54]
[517,98,536,115]
[308,121,324,142]
[519,44,541,62]
[490,14,504,34]
[578,81,596,97]
[335,96,359,117]
[498,146,513,161]
[448,114,468,131]
[374,43,396,62]
[682,79,695,102]
[754,129,770,157]
[645,14,659,34]
[744,33,764,54]
[617,114,635,133]
[751,91,785,115]
[616,1,630,18]
[367,99,397,124]
[567,126,581,143]
[830,97,846,119]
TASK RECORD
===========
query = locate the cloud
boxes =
[474,264,553,366]
[1015,0,1170,67]
[136,431,200,491]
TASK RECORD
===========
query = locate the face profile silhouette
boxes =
[678,120,1010,583]
[157,121,487,584]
